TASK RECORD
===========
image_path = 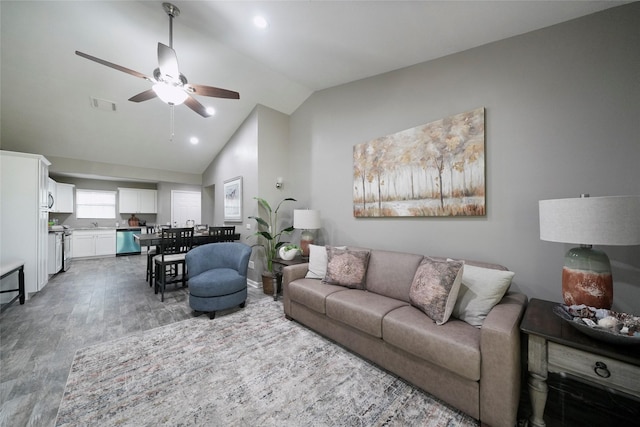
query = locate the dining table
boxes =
[134,231,241,248]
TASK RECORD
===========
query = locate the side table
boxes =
[520,298,640,427]
[271,256,307,301]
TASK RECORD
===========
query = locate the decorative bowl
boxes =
[553,304,640,346]
[278,247,299,261]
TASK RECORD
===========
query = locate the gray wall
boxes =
[202,104,294,283]
[287,4,640,313]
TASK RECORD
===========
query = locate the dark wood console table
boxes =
[520,298,640,427]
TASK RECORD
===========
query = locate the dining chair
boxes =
[146,224,171,285]
[209,226,236,242]
[153,227,194,301]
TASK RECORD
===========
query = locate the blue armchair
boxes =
[185,242,252,319]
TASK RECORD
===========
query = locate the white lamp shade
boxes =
[293,209,321,230]
[539,195,640,246]
[152,83,188,105]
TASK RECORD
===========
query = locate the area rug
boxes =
[55,298,479,427]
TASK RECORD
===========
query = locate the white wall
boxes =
[288,4,640,313]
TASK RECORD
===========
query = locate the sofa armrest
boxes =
[282,263,309,316]
[479,292,528,427]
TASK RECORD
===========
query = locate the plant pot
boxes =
[262,273,276,295]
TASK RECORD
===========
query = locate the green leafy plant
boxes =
[248,197,297,273]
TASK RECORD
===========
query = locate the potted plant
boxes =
[248,196,297,294]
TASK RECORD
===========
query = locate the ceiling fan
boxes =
[75,2,239,118]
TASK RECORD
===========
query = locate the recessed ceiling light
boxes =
[253,15,268,29]
[206,107,216,116]
[190,137,199,145]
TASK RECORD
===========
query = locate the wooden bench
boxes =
[1,260,25,313]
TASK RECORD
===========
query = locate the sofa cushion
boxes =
[325,290,408,338]
[409,258,464,325]
[305,244,346,279]
[382,305,481,381]
[452,263,515,328]
[364,250,424,303]
[323,247,370,289]
[288,278,347,314]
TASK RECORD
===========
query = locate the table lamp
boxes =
[539,194,640,309]
[293,209,321,257]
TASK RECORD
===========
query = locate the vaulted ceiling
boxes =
[0,1,625,177]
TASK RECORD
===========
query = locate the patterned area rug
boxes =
[55,298,479,426]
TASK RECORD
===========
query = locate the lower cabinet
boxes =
[72,229,116,258]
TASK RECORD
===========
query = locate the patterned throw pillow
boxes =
[323,247,371,289]
[409,257,464,325]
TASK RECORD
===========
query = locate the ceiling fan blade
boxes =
[187,83,240,100]
[184,95,212,118]
[128,89,158,103]
[75,51,151,80]
[157,43,180,80]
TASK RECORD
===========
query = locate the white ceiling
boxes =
[0,1,625,179]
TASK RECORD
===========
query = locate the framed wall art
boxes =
[223,176,243,222]
[353,107,485,217]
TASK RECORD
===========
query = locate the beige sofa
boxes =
[282,247,527,427]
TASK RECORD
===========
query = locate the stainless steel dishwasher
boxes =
[116,228,141,256]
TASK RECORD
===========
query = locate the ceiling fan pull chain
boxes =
[170,105,175,142]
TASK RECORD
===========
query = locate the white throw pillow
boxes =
[305,244,346,279]
[452,264,515,328]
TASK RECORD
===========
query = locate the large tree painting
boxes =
[353,108,485,217]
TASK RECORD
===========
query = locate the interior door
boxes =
[171,190,201,227]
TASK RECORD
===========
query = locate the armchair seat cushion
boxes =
[189,268,247,297]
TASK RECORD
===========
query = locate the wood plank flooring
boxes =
[0,254,267,427]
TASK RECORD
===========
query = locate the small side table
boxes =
[271,256,307,301]
[520,298,640,427]
[0,260,25,313]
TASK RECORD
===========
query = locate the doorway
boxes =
[171,190,201,227]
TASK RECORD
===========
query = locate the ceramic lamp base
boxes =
[300,229,315,257]
[561,246,613,309]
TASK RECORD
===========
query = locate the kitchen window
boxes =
[76,189,116,219]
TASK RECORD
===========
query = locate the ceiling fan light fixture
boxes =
[153,82,188,105]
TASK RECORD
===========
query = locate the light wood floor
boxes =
[0,254,268,427]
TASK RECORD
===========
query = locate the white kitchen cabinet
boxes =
[55,183,75,213]
[48,179,75,213]
[1,150,51,298]
[118,188,157,214]
[72,229,116,258]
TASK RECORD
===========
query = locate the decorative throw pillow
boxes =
[323,247,370,289]
[452,264,515,328]
[305,244,347,279]
[409,257,464,325]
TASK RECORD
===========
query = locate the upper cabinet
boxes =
[48,178,75,213]
[118,188,157,214]
[56,183,75,213]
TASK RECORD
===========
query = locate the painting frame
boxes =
[223,176,243,222]
[353,107,486,218]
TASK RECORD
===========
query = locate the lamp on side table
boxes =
[293,209,321,258]
[539,194,640,309]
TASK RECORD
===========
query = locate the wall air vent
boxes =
[90,97,117,112]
